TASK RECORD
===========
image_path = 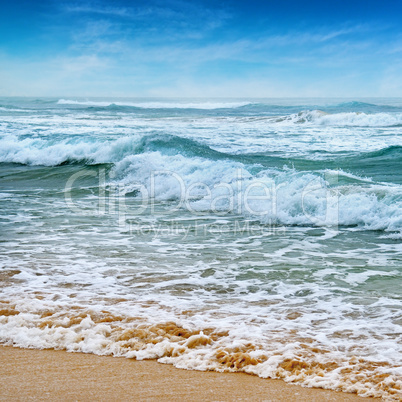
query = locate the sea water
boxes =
[0,98,401,399]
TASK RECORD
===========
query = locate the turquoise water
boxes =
[0,98,401,398]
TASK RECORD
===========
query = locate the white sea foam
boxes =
[1,109,402,159]
[0,296,401,400]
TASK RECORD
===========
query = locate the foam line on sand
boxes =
[0,346,374,401]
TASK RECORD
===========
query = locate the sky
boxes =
[0,0,401,97]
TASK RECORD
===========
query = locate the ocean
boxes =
[0,97,401,399]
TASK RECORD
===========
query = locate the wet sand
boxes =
[0,346,373,401]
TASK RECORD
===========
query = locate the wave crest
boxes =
[279,110,402,127]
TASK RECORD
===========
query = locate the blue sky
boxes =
[0,0,401,97]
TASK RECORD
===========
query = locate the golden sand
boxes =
[0,346,374,401]
[0,303,398,399]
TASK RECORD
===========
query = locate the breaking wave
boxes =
[277,110,402,127]
[0,134,401,234]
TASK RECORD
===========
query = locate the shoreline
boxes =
[0,346,374,401]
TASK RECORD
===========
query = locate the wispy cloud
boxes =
[71,25,381,71]
[62,0,231,37]
[64,2,130,17]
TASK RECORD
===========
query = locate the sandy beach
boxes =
[0,346,374,401]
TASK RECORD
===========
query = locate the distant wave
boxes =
[57,99,254,110]
[361,145,402,159]
[334,101,378,108]
[277,110,402,127]
[332,100,402,110]
[0,106,25,112]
